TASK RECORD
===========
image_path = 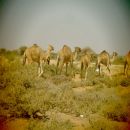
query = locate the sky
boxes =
[0,0,130,54]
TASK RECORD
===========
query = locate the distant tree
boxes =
[18,46,27,55]
[0,48,6,54]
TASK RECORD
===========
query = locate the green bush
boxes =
[112,56,124,65]
[120,78,130,87]
[51,75,71,85]
[101,100,129,122]
[89,118,129,130]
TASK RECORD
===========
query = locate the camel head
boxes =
[111,51,118,63]
[112,51,118,57]
[33,43,38,47]
[48,44,54,51]
[74,47,81,53]
[73,47,81,60]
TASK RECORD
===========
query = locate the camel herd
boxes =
[23,44,130,79]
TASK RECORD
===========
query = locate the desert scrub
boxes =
[89,117,129,130]
[72,89,109,117]
[92,75,122,88]
[27,118,73,130]
[48,83,76,113]
[51,75,71,85]
[43,64,57,77]
[120,78,130,87]
[3,50,19,61]
[0,82,26,117]
[112,56,124,65]
[101,98,129,122]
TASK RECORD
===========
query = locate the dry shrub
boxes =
[120,78,130,87]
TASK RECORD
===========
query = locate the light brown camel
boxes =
[124,50,130,77]
[80,53,91,80]
[44,44,54,65]
[72,47,81,61]
[56,45,81,75]
[96,50,117,76]
[23,44,54,77]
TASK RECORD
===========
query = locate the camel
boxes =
[73,47,81,61]
[44,44,54,65]
[56,45,81,75]
[96,50,117,76]
[80,53,91,80]
[124,50,130,77]
[23,44,54,77]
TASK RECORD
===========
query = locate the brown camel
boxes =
[73,47,81,60]
[96,50,117,76]
[44,44,54,65]
[23,44,54,77]
[80,53,91,80]
[56,45,80,75]
[124,50,130,77]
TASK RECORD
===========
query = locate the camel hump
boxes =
[100,50,109,56]
[102,50,107,53]
[33,43,38,47]
[62,45,71,51]
[74,47,81,53]
[63,44,68,48]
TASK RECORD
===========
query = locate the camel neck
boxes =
[110,55,116,63]
[46,49,52,57]
[73,51,78,60]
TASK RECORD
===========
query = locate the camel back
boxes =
[24,45,44,63]
[98,50,110,66]
[74,47,81,53]
[81,53,91,66]
[59,45,73,62]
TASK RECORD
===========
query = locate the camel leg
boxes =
[59,62,64,74]
[38,63,41,75]
[126,65,129,77]
[81,62,83,80]
[66,63,68,75]
[38,61,43,77]
[56,57,60,74]
[47,57,50,65]
[98,64,101,75]
[124,62,127,76]
[85,66,88,80]
[107,66,111,76]
[70,61,74,77]
[124,62,126,74]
